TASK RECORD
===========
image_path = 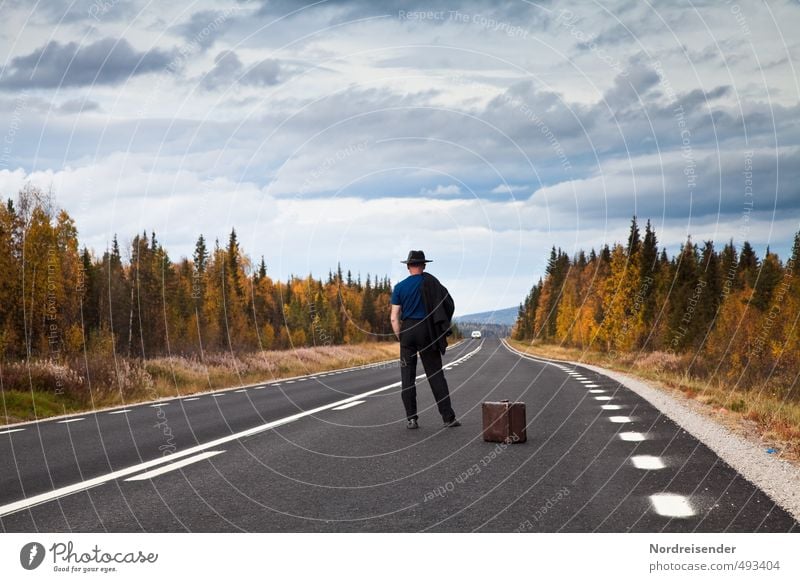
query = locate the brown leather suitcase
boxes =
[482,400,527,444]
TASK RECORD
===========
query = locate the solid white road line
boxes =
[108,409,131,415]
[0,342,483,517]
[632,455,666,470]
[619,432,648,441]
[0,428,25,435]
[57,418,84,424]
[650,493,694,517]
[124,451,226,481]
[332,400,366,411]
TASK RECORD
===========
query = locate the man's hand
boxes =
[390,304,402,340]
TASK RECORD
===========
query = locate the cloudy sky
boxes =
[1,0,798,314]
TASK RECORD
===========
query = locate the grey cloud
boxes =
[6,0,139,24]
[532,147,800,222]
[200,50,284,89]
[58,99,102,114]
[603,65,661,113]
[679,85,731,113]
[170,10,234,51]
[0,38,173,89]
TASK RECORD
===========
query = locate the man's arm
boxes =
[390,304,402,340]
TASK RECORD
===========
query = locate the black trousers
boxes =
[399,318,456,422]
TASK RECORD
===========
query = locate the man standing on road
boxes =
[390,250,460,430]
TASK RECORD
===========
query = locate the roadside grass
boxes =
[0,342,401,426]
[508,339,800,461]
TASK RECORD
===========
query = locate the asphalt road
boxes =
[1,338,797,532]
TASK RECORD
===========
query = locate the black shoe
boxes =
[407,419,419,429]
[444,419,461,427]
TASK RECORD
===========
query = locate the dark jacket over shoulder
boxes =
[421,272,455,355]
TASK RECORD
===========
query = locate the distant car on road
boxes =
[471,330,482,339]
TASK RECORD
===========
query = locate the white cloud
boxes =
[490,183,528,194]
[419,184,462,197]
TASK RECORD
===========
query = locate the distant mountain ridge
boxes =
[454,306,518,326]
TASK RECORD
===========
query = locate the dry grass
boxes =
[0,342,400,425]
[509,339,800,462]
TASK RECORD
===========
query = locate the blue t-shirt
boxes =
[391,274,427,319]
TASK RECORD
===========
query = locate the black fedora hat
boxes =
[401,250,433,264]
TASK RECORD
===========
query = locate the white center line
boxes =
[0,428,25,435]
[125,451,226,481]
[108,409,131,415]
[650,493,695,517]
[332,400,366,411]
[632,455,666,470]
[57,418,84,424]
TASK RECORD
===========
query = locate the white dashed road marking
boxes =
[332,400,366,411]
[57,418,84,424]
[125,451,226,481]
[650,493,694,517]
[108,409,131,415]
[601,405,624,410]
[150,403,169,408]
[609,416,633,423]
[632,456,666,470]
[182,397,201,401]
[619,432,648,442]
[0,428,25,435]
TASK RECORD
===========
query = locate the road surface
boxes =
[1,338,797,532]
